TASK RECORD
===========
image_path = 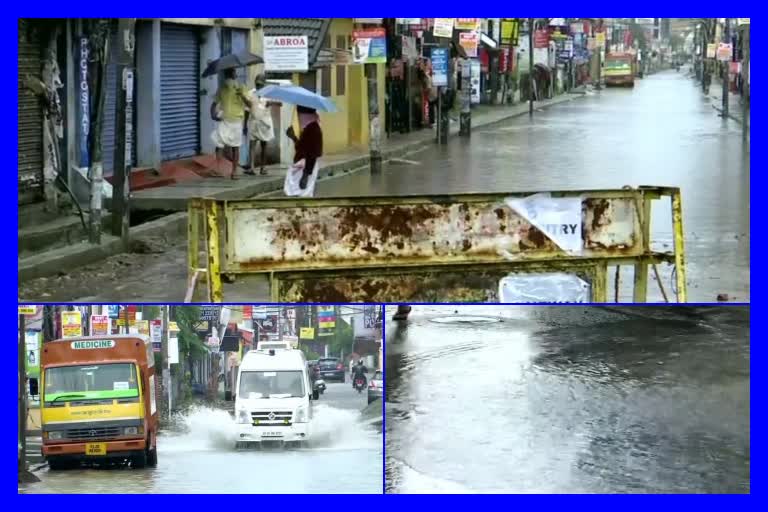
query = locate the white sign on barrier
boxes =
[505,193,583,254]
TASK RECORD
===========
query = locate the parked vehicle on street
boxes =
[368,370,383,405]
[40,335,159,470]
[318,357,345,382]
[234,349,318,448]
[604,53,635,87]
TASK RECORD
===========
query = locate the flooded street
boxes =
[22,383,383,494]
[385,305,749,493]
[18,70,748,303]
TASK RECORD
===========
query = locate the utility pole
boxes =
[18,313,27,478]
[88,21,110,244]
[721,18,731,117]
[162,305,170,418]
[111,18,136,245]
[366,63,382,174]
[528,18,534,117]
[742,22,749,136]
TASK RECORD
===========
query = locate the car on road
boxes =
[368,370,383,405]
[318,357,345,383]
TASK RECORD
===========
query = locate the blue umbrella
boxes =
[255,84,338,113]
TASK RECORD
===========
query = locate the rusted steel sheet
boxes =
[273,264,601,303]
[224,194,643,273]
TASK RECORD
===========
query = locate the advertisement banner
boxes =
[353,28,387,64]
[168,336,179,365]
[136,320,150,337]
[738,18,750,25]
[317,306,336,337]
[90,315,110,336]
[706,43,717,59]
[264,35,309,72]
[470,60,481,104]
[397,18,422,25]
[200,306,221,322]
[716,43,732,62]
[433,18,454,39]
[256,314,279,335]
[500,19,519,47]
[455,18,480,31]
[459,32,479,58]
[61,311,82,338]
[107,305,119,318]
[25,331,41,378]
[18,306,37,315]
[354,18,383,24]
[431,47,449,87]
[150,319,162,353]
[364,306,380,329]
[242,306,252,320]
[300,327,315,340]
[77,36,90,168]
[534,30,550,49]
[595,32,606,48]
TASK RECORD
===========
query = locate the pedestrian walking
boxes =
[210,69,250,180]
[245,75,277,176]
[284,105,323,195]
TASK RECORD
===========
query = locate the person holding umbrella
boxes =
[210,68,250,179]
[253,84,336,196]
[286,105,323,191]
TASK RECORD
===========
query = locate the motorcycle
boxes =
[354,376,366,393]
[314,379,326,395]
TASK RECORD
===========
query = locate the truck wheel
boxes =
[131,451,147,469]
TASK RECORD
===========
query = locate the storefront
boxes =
[18,19,45,204]
[159,23,200,161]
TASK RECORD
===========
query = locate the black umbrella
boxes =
[202,50,264,78]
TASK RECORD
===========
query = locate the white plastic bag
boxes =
[498,273,591,303]
[283,159,319,197]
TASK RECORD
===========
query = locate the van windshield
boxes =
[239,371,305,398]
[44,363,139,403]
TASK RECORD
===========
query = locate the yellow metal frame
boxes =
[186,187,688,303]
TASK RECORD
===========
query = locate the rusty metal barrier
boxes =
[187,187,687,303]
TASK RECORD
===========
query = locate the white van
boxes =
[234,349,317,448]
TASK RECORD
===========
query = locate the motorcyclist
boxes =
[352,360,367,388]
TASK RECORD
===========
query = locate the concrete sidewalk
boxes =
[19,94,582,283]
[707,78,749,128]
[130,94,579,211]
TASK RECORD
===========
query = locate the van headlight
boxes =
[48,431,63,440]
[123,426,139,435]
[237,408,251,424]
[294,405,308,423]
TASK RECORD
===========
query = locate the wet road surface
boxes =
[21,382,383,494]
[385,305,749,493]
[19,70,748,303]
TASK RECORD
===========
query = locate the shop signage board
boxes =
[353,28,387,64]
[460,32,479,58]
[62,311,83,338]
[455,18,480,31]
[264,36,308,72]
[90,315,110,336]
[431,47,449,86]
[433,18,454,38]
[501,19,519,47]
[716,43,732,62]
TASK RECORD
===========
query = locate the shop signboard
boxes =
[353,28,387,64]
[90,315,110,336]
[534,30,550,49]
[460,32,479,58]
[455,18,480,31]
[433,18,454,39]
[264,36,309,72]
[431,47,449,86]
[716,43,732,62]
[470,60,481,104]
[61,311,82,338]
[501,19,519,47]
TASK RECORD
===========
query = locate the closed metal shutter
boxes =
[102,26,137,174]
[160,23,200,161]
[18,19,43,204]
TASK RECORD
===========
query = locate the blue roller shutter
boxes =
[160,23,200,161]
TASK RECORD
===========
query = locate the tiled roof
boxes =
[262,18,332,65]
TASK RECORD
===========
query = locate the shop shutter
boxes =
[160,23,200,161]
[18,20,43,204]
[102,26,137,174]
